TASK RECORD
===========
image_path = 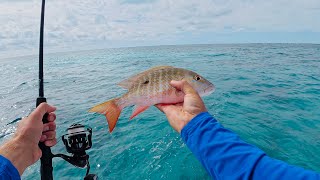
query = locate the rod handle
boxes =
[37,97,53,180]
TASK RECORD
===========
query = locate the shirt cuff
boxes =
[181,112,217,142]
[0,155,20,180]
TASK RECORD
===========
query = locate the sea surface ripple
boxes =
[0,44,319,179]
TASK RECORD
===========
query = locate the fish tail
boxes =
[89,97,122,133]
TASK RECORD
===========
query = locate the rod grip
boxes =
[37,97,53,180]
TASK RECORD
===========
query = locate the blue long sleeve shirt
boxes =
[181,112,320,180]
[1,113,319,179]
[0,155,20,180]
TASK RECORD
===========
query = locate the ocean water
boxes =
[0,44,319,179]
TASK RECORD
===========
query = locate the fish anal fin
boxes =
[130,106,150,120]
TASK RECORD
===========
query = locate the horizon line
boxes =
[1,42,319,60]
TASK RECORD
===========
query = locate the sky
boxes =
[0,0,320,58]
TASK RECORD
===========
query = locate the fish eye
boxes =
[194,75,201,81]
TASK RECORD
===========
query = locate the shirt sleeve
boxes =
[181,112,320,180]
[0,155,20,180]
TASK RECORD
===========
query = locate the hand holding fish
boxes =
[90,66,215,132]
[156,80,207,133]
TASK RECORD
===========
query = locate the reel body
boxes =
[62,124,92,155]
[52,123,97,179]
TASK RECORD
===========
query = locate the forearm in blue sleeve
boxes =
[181,112,320,180]
[0,155,20,180]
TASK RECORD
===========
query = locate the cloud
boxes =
[120,0,157,4]
[0,0,320,57]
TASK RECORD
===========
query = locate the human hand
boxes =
[16,103,57,158]
[0,103,57,175]
[156,80,207,133]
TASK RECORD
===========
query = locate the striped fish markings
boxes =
[89,66,215,132]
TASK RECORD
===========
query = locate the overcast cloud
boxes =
[0,0,320,57]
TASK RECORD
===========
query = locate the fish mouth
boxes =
[202,84,215,96]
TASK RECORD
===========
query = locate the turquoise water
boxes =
[0,44,319,179]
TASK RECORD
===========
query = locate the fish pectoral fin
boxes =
[130,106,150,120]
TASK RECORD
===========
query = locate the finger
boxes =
[43,122,56,132]
[155,102,183,113]
[47,112,56,122]
[42,131,56,140]
[155,104,165,113]
[40,134,47,142]
[29,103,56,121]
[45,138,57,147]
[155,104,174,114]
[34,147,42,160]
[174,102,183,106]
[170,80,197,95]
[155,104,173,113]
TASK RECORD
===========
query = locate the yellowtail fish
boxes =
[89,66,215,132]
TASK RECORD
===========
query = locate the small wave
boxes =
[18,82,27,87]
[230,90,259,96]
[253,83,274,88]
[203,53,228,57]
[0,126,16,139]
[276,52,289,56]
[6,117,22,125]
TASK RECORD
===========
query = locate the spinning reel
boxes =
[52,124,97,180]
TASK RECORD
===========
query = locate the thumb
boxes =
[170,80,197,95]
[33,147,42,163]
[29,103,56,121]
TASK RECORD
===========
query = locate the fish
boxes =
[89,66,215,132]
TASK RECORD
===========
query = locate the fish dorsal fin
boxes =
[117,65,174,89]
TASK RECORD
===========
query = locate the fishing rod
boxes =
[37,0,52,179]
[36,0,97,179]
